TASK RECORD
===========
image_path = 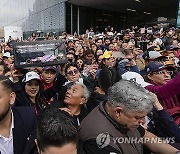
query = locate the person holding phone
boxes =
[118,49,140,75]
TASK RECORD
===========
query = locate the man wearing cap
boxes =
[41,66,56,91]
[101,51,115,68]
[96,51,116,79]
[145,61,180,110]
[162,46,179,67]
[148,51,166,62]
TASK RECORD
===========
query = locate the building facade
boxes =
[22,0,178,36]
[22,0,66,35]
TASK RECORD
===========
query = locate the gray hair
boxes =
[107,80,154,113]
[75,82,90,103]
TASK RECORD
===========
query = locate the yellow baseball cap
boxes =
[102,51,112,59]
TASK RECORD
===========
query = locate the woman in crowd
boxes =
[14,71,47,114]
[90,43,98,54]
[76,58,84,73]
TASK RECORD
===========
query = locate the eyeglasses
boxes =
[67,69,79,76]
[152,70,173,76]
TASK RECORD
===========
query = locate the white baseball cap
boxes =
[148,51,165,60]
[3,52,11,58]
[22,71,40,83]
[108,32,113,36]
[121,71,151,88]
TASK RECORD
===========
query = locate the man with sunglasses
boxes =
[145,61,180,110]
[55,63,92,101]
[43,63,92,103]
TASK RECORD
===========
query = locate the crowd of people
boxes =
[0,25,180,154]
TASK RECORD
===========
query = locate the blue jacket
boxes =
[150,108,180,143]
[118,59,140,75]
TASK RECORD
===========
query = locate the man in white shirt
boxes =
[0,111,14,154]
[0,75,36,154]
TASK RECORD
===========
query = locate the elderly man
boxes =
[79,80,179,154]
[24,83,89,153]
[49,82,90,125]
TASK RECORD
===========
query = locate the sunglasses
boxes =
[67,69,79,76]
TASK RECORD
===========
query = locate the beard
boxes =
[0,105,11,122]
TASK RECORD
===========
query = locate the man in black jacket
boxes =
[49,82,90,126]
[0,75,37,154]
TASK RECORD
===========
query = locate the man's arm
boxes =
[143,130,179,154]
[152,96,180,142]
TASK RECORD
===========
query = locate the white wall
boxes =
[4,26,23,42]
